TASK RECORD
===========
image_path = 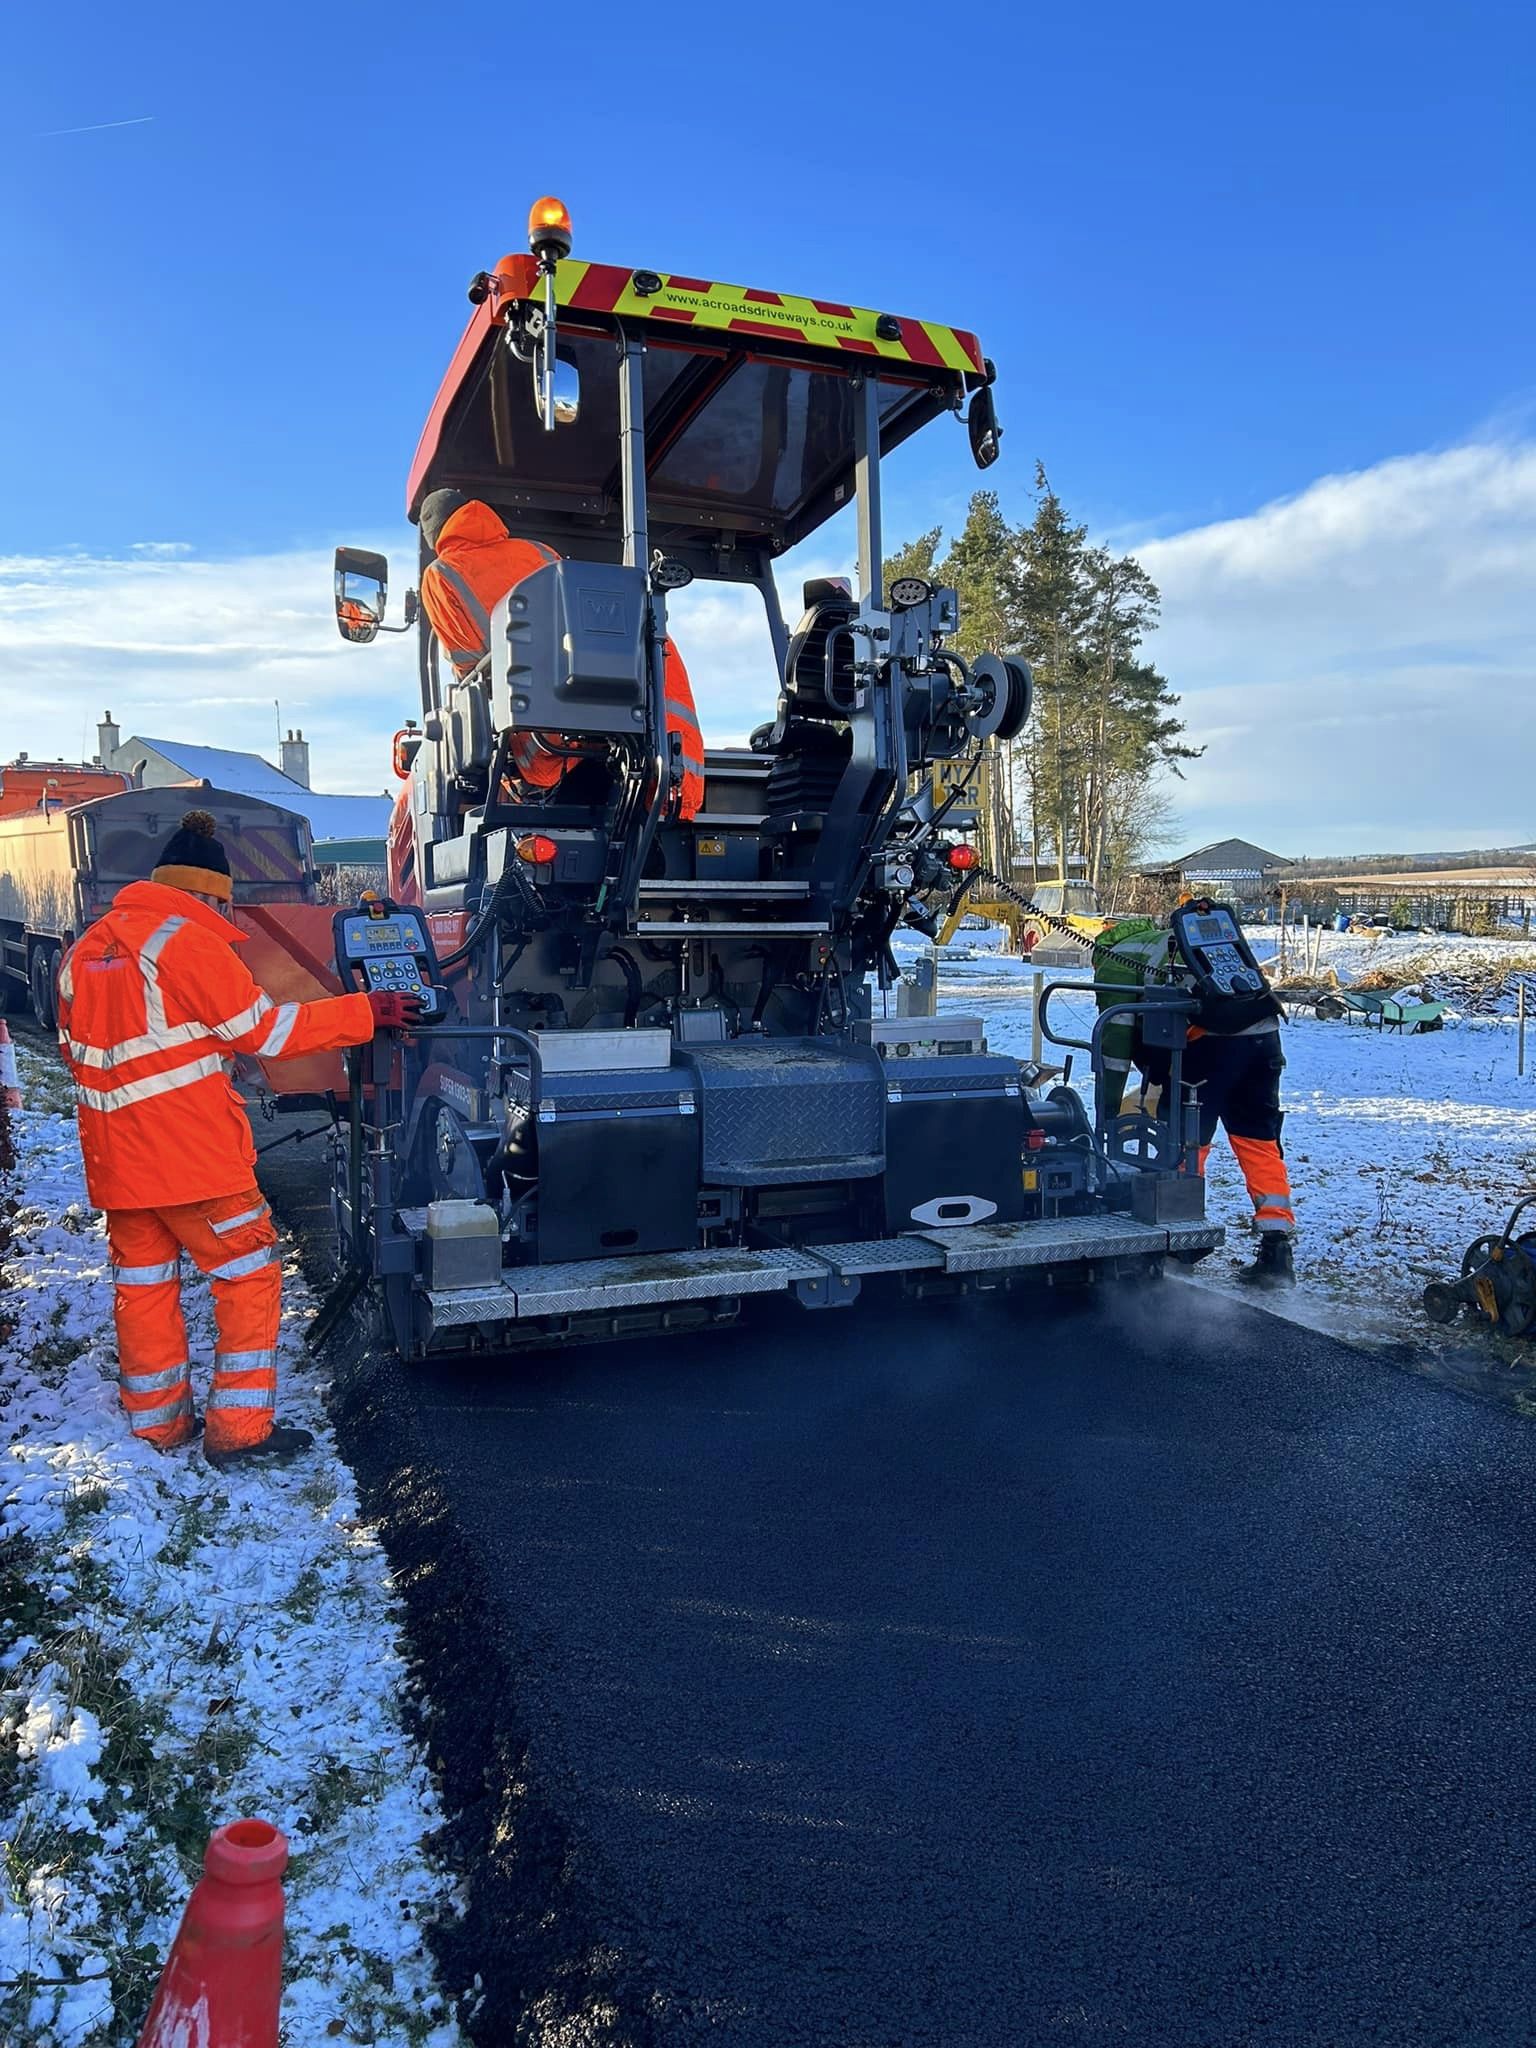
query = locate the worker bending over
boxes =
[56,811,418,1467]
[417,489,704,818]
[1094,901,1297,1289]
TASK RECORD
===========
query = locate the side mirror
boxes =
[334,547,389,643]
[531,345,581,429]
[551,350,581,427]
[967,386,1002,470]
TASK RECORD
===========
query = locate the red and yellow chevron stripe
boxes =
[486,255,984,376]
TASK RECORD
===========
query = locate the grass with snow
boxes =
[1,1043,466,2048]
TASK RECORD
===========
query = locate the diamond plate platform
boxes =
[802,1238,948,1277]
[913,1214,1174,1273]
[504,1245,827,1319]
[1165,1222,1225,1254]
[427,1282,520,1327]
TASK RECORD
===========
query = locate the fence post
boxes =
[1520,981,1527,1080]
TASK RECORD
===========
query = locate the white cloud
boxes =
[4,447,1532,859]
[129,540,194,559]
[1135,442,1536,856]
[0,542,420,795]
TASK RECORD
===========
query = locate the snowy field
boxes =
[893,935,1536,1345]
[0,1047,467,2047]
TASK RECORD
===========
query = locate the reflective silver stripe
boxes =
[210,1203,269,1236]
[206,1385,276,1410]
[211,995,274,1044]
[209,1245,278,1282]
[214,1348,278,1374]
[69,1020,210,1070]
[77,1054,227,1113]
[130,1394,193,1431]
[58,1032,70,1057]
[1251,1191,1292,1208]
[257,1003,300,1057]
[138,914,187,1036]
[427,559,492,647]
[120,1362,191,1393]
[1256,1218,1295,1234]
[113,1260,180,1285]
[664,701,702,734]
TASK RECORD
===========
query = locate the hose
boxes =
[603,944,644,1027]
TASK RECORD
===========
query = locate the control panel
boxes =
[1168,900,1267,999]
[855,1015,986,1060]
[333,898,448,1021]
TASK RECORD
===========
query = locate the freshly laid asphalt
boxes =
[261,1137,1536,2047]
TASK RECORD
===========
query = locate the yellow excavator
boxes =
[938,875,1113,957]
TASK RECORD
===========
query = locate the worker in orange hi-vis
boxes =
[55,810,419,1469]
[417,488,706,819]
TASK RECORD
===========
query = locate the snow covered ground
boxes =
[901,936,1536,1347]
[1,1046,468,2047]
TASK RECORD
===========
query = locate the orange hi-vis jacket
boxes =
[419,501,706,819]
[58,881,374,1212]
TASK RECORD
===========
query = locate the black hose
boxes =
[604,945,644,1028]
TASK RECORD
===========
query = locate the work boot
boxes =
[205,1424,315,1473]
[1239,1233,1295,1290]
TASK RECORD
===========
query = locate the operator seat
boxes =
[751,578,858,815]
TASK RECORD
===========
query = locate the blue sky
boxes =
[3,0,1533,854]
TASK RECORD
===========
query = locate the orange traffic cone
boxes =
[0,1018,20,1111]
[135,1820,288,2048]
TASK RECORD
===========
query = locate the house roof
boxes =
[129,738,391,845]
[1151,837,1293,875]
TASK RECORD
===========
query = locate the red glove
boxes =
[366,989,424,1032]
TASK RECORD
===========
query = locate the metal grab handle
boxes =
[405,1022,544,1101]
[1036,981,1195,1054]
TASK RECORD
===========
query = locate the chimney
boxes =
[279,728,311,789]
[97,710,120,766]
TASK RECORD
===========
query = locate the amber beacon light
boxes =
[528,196,573,265]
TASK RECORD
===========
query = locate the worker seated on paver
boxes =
[56,811,420,1468]
[1093,899,1297,1290]
[417,489,704,819]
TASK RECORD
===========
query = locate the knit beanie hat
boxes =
[418,486,471,550]
[152,809,233,903]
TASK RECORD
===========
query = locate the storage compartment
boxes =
[508,1063,699,1264]
[883,1055,1026,1230]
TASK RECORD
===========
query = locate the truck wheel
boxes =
[29,946,59,1033]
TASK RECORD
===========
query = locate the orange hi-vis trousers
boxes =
[107,1187,281,1453]
[1184,1030,1296,1237]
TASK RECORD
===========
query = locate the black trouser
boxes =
[1144,1031,1295,1231]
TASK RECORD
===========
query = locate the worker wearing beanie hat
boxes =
[150,807,234,901]
[55,808,420,1469]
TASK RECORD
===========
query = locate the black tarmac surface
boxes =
[261,1140,1536,2047]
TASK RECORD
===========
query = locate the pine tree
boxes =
[882,465,1200,897]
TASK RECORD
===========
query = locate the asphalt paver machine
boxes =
[326,198,1221,1357]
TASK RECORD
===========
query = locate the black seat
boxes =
[751,578,859,757]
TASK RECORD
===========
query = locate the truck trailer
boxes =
[0,785,336,1096]
[313,198,1224,1360]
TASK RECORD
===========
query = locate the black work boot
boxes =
[205,1424,316,1472]
[1239,1233,1295,1290]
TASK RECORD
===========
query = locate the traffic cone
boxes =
[0,1018,20,1111]
[135,1819,288,2048]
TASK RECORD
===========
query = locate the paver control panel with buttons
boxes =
[333,899,448,1021]
[1168,900,1268,999]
